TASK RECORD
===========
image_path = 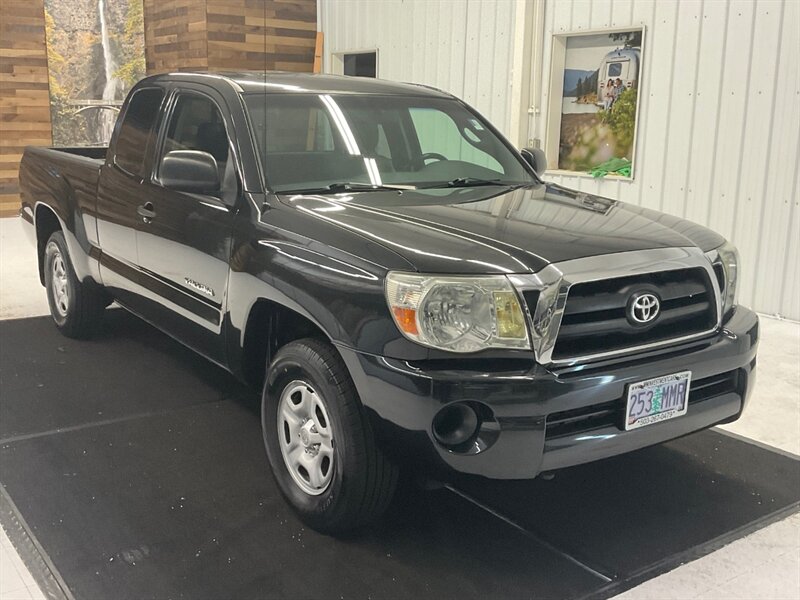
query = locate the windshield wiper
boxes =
[425,177,525,189]
[280,182,416,194]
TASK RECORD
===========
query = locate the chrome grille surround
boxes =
[509,247,723,365]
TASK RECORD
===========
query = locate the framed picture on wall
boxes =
[544,27,645,179]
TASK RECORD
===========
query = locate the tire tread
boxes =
[264,338,398,533]
[44,231,105,339]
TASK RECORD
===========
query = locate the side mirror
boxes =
[521,147,547,177]
[159,150,220,194]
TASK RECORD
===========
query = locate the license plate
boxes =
[625,371,692,430]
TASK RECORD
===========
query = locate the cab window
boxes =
[162,94,229,174]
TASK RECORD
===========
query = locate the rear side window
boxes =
[114,88,164,176]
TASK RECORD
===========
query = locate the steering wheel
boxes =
[421,152,448,163]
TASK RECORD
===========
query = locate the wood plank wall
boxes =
[143,0,209,73]
[0,0,316,218]
[144,0,317,74]
[206,0,317,71]
[0,0,52,218]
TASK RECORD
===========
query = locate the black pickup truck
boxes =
[19,72,758,533]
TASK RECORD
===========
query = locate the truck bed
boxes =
[47,146,108,160]
[21,146,107,176]
[18,145,108,222]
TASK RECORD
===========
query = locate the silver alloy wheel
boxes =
[277,380,335,496]
[49,242,70,317]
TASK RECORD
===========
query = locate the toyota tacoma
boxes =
[18,72,758,533]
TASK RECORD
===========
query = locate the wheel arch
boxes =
[34,204,64,285]
[239,297,332,389]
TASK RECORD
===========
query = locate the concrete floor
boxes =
[0,530,43,600]
[1,216,798,599]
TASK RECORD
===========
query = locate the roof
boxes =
[602,47,641,60]
[139,71,453,98]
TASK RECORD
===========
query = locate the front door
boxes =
[132,86,239,364]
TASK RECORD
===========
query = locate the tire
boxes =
[43,231,105,338]
[262,338,398,534]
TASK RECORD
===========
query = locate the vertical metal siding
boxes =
[534,0,800,320]
[319,0,518,136]
[319,0,799,319]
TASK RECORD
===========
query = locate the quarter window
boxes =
[114,88,164,176]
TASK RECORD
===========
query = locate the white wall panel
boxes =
[320,0,518,137]
[320,0,800,319]
[533,0,800,319]
[753,0,799,319]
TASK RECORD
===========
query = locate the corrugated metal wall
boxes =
[319,0,519,138]
[320,0,800,320]
[536,0,799,320]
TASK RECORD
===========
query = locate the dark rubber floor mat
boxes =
[455,431,800,589]
[0,310,251,441]
[1,312,798,599]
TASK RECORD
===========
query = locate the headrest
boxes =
[197,122,228,161]
[350,117,379,154]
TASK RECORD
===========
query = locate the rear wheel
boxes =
[44,231,105,338]
[262,338,398,534]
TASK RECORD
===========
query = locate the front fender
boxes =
[224,201,537,373]
[226,238,394,354]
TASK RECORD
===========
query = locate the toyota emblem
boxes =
[627,292,660,325]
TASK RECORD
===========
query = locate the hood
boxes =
[281,183,725,274]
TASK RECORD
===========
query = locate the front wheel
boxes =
[262,338,398,534]
[43,231,105,338]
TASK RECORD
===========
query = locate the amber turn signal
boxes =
[392,306,419,335]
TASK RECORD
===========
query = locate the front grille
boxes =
[545,369,740,439]
[552,268,717,360]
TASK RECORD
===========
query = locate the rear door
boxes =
[132,85,240,363]
[96,86,165,301]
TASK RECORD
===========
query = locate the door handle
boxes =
[137,202,156,223]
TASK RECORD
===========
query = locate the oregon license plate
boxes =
[625,371,692,430]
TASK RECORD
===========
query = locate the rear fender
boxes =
[34,201,95,285]
[21,150,100,284]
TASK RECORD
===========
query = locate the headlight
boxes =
[711,240,740,317]
[385,272,529,352]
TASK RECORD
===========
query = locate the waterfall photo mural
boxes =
[44,0,145,146]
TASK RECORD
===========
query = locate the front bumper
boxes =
[337,306,759,480]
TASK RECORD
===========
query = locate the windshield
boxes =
[243,93,535,193]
